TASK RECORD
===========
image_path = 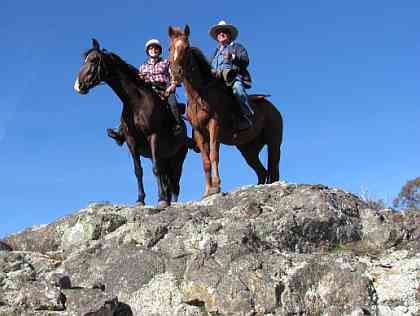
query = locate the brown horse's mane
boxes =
[187,47,233,100]
[189,47,213,83]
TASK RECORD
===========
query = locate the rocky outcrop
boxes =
[0,182,419,315]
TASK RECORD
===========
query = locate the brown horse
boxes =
[74,39,188,207]
[168,26,283,197]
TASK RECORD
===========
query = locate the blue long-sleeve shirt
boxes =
[210,41,252,87]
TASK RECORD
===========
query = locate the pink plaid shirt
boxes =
[138,58,174,88]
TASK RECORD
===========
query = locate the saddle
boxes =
[249,94,271,101]
[228,90,271,131]
[232,94,270,131]
[151,85,168,100]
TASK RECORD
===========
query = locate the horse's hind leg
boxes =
[237,139,267,185]
[267,139,281,183]
[127,139,146,205]
[265,117,282,183]
[149,134,169,207]
[168,145,188,202]
[158,160,171,204]
[267,134,281,183]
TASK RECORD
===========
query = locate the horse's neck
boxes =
[106,69,146,107]
[183,56,235,128]
[183,53,229,113]
[183,78,202,106]
[183,54,210,102]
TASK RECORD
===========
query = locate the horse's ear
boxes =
[168,26,176,39]
[184,25,190,37]
[92,38,100,50]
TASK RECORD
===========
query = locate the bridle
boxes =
[82,50,108,89]
[169,37,191,84]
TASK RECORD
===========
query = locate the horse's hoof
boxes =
[157,200,169,209]
[202,191,211,199]
[171,194,179,203]
[202,187,220,199]
[136,200,145,206]
[209,187,221,195]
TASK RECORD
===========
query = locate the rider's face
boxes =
[217,30,231,45]
[148,45,161,58]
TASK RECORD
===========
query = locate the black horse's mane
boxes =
[82,48,96,60]
[107,53,156,90]
[84,45,213,90]
[83,48,155,91]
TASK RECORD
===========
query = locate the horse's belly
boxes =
[219,127,258,145]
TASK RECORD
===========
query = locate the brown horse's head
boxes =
[168,25,190,83]
[74,39,108,94]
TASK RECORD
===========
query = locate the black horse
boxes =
[74,39,188,207]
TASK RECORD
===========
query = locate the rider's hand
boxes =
[164,83,176,97]
[223,51,233,61]
[211,69,221,79]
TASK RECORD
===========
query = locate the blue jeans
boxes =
[232,80,254,116]
[167,92,181,124]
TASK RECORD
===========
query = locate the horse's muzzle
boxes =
[74,78,89,95]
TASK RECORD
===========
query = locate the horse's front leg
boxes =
[127,137,146,205]
[208,118,221,195]
[194,130,212,198]
[149,133,169,207]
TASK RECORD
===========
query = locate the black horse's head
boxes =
[74,39,108,94]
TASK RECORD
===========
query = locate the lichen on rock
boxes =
[0,182,419,315]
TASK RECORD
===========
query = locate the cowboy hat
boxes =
[209,20,238,41]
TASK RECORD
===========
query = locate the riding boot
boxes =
[236,95,254,119]
[232,80,253,131]
[106,124,125,146]
[168,93,183,134]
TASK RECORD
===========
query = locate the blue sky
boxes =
[1,1,419,238]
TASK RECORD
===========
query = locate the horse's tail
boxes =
[261,99,283,183]
[186,130,200,153]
